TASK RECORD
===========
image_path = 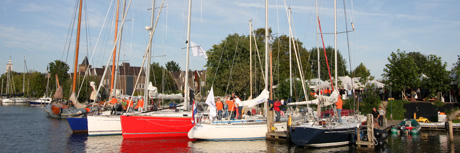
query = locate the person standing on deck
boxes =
[226,96,236,120]
[235,96,243,119]
[336,95,343,123]
[372,107,380,128]
[135,97,144,112]
[378,107,385,126]
[126,97,134,111]
[274,99,282,122]
[216,98,223,120]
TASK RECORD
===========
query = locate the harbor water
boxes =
[1,105,459,152]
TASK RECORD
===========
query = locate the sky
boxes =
[0,0,459,81]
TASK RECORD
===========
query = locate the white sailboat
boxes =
[188,0,291,140]
[2,57,32,104]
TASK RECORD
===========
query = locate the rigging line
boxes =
[61,0,79,62]
[211,37,227,87]
[225,35,241,95]
[343,0,356,112]
[251,29,266,82]
[95,0,134,101]
[77,0,115,99]
[317,17,334,91]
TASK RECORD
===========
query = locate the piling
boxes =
[448,121,454,141]
[356,114,375,150]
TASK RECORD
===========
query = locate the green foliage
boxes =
[28,71,47,97]
[309,46,349,81]
[422,55,450,98]
[433,100,444,107]
[386,100,409,120]
[352,62,374,84]
[165,61,181,72]
[407,52,427,74]
[274,79,307,101]
[383,49,421,95]
[150,62,178,93]
[453,55,460,88]
[359,87,382,114]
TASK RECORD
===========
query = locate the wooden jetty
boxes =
[419,122,460,131]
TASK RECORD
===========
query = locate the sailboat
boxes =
[2,57,32,105]
[30,66,52,106]
[289,0,362,147]
[44,0,92,119]
[188,0,291,140]
[119,0,194,139]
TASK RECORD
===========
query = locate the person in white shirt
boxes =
[235,96,243,119]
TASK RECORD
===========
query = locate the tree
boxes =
[453,55,460,88]
[422,54,450,98]
[48,60,70,97]
[407,52,427,74]
[205,33,256,96]
[28,71,47,97]
[165,61,181,72]
[309,46,349,81]
[150,62,178,93]
[383,49,420,97]
[352,62,374,84]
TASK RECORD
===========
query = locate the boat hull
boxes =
[121,113,193,139]
[188,122,287,140]
[44,104,87,119]
[290,125,356,147]
[2,98,30,104]
[67,117,88,133]
[88,115,122,136]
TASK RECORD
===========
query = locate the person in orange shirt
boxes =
[216,98,223,120]
[135,97,145,112]
[126,97,134,111]
[226,97,235,120]
[336,95,343,123]
[109,96,118,104]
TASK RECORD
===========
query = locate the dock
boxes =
[419,122,460,131]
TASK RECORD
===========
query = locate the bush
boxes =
[386,100,408,120]
[359,88,382,114]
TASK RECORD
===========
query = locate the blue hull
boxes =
[290,126,355,147]
[67,117,88,133]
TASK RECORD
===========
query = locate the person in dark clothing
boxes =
[372,107,380,128]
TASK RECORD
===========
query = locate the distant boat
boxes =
[2,57,32,105]
[29,97,52,106]
[45,0,91,119]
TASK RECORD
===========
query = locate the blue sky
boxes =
[0,0,459,80]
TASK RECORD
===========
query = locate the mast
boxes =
[287,7,292,98]
[249,20,253,99]
[334,0,338,88]
[264,0,269,131]
[110,0,120,96]
[72,0,83,94]
[45,67,50,97]
[145,0,155,110]
[23,57,25,94]
[184,0,192,110]
[316,0,320,84]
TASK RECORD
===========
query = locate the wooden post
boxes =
[449,121,454,141]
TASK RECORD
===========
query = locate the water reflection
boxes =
[121,138,191,152]
[86,135,123,152]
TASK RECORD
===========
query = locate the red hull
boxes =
[121,115,193,138]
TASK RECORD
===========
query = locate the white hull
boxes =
[29,97,52,106]
[2,97,30,103]
[88,115,122,136]
[188,122,287,140]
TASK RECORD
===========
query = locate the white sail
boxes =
[242,89,269,108]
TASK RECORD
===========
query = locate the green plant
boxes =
[386,100,408,120]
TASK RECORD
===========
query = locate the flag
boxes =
[192,101,197,124]
[205,87,216,119]
[191,41,208,59]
